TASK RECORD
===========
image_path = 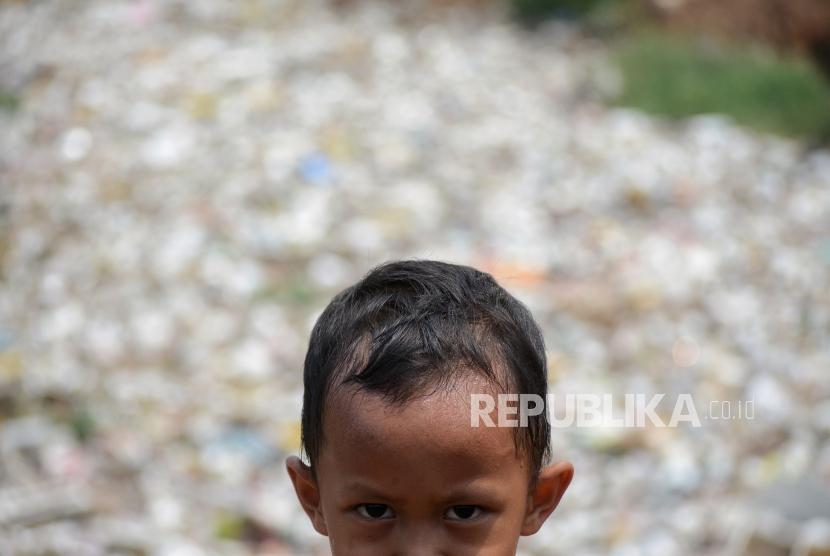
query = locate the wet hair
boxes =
[300,259,551,478]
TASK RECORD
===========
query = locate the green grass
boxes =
[614,33,830,138]
[70,409,96,444]
[0,91,20,112]
[214,511,246,540]
[252,278,319,306]
[510,0,619,25]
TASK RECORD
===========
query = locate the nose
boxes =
[391,521,447,556]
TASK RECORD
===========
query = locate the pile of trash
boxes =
[1,0,829,554]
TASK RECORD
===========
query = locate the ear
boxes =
[285,456,328,536]
[521,461,574,536]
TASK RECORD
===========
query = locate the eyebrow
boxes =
[341,477,503,507]
[341,480,405,504]
[442,480,503,504]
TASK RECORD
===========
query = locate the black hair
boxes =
[300,259,551,477]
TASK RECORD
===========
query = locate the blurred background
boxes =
[2,0,830,554]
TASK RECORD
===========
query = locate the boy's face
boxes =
[287,380,573,555]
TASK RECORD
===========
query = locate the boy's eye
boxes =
[356,503,395,520]
[444,505,482,521]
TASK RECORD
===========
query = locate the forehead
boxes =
[318,380,525,488]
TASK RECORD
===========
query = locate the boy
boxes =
[286,260,573,555]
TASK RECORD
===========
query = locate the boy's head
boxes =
[287,260,573,555]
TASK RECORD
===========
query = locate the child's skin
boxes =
[287,377,573,555]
